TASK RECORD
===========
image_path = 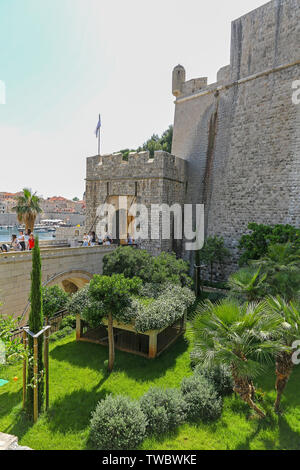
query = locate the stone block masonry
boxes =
[85,0,300,277]
[171,0,300,275]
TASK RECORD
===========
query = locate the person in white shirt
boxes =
[83,233,89,247]
[18,231,26,251]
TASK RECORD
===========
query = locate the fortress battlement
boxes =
[86,150,187,183]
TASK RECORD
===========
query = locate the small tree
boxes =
[12,188,42,233]
[267,297,300,412]
[87,274,141,372]
[42,285,69,322]
[0,314,24,374]
[191,299,283,418]
[228,267,267,302]
[26,237,44,416]
[251,243,300,301]
[198,236,230,283]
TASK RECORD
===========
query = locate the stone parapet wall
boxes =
[86,150,186,183]
[0,246,115,320]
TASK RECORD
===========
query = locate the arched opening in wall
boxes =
[62,279,79,294]
[20,270,94,325]
[111,204,136,244]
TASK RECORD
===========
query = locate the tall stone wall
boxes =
[172,0,300,273]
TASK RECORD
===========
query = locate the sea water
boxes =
[0,226,55,243]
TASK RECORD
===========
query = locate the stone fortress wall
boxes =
[172,0,300,272]
[85,0,300,276]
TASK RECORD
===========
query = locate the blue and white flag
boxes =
[95,114,101,138]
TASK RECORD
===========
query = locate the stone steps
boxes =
[0,432,31,450]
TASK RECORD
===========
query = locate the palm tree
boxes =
[266,296,300,412]
[251,243,300,301]
[13,188,42,234]
[228,267,267,302]
[191,299,283,418]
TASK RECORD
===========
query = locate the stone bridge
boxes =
[0,244,115,323]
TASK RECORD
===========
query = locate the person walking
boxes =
[28,233,35,251]
[18,230,26,251]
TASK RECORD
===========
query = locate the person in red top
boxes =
[28,233,35,251]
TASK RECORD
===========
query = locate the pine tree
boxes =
[26,237,44,416]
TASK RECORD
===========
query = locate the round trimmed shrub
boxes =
[181,374,223,422]
[90,395,147,450]
[140,387,186,435]
[193,364,233,396]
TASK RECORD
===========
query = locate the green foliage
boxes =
[151,252,192,287]
[135,285,195,332]
[228,267,267,302]
[27,237,44,416]
[140,387,186,435]
[67,285,91,316]
[59,315,76,330]
[12,188,42,231]
[251,243,300,301]
[197,236,230,282]
[191,299,283,379]
[66,285,104,328]
[193,364,233,396]
[181,374,223,422]
[137,126,173,157]
[49,326,74,343]
[90,395,147,450]
[266,297,300,348]
[88,274,142,325]
[118,125,173,159]
[42,285,69,319]
[103,247,192,288]
[0,316,24,370]
[239,223,300,266]
[140,282,172,299]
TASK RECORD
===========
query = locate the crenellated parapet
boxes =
[86,150,187,183]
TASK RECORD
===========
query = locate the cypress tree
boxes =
[26,237,44,416]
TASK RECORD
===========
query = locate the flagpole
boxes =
[98,114,101,155]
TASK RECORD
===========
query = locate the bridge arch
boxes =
[20,269,94,324]
[45,269,93,293]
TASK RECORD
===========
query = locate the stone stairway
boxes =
[0,432,31,450]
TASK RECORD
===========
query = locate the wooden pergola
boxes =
[22,325,51,423]
[76,313,187,359]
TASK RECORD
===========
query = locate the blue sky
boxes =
[0,0,267,198]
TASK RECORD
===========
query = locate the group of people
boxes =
[1,230,35,253]
[82,231,134,247]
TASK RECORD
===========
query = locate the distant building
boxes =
[0,202,6,214]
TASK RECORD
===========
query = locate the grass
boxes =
[0,331,300,450]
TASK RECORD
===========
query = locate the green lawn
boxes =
[0,331,300,450]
